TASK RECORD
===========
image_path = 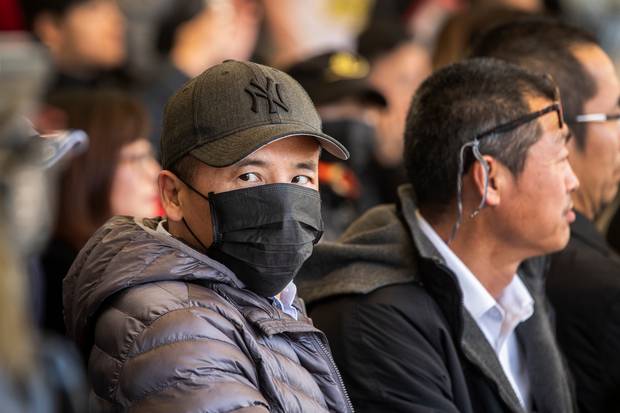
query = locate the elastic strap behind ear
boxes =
[450,139,489,243]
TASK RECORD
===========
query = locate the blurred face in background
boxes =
[110,138,161,218]
[568,45,620,218]
[369,42,431,166]
[35,0,126,73]
[171,0,261,77]
[49,89,158,248]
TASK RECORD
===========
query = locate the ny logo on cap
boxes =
[245,77,289,114]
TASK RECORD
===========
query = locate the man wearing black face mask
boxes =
[63,60,354,413]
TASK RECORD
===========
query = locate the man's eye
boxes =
[239,173,259,182]
[292,175,310,185]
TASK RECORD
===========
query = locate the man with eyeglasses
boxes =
[472,18,620,413]
[297,58,578,412]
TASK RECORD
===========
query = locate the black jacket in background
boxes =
[547,211,620,413]
[298,185,575,413]
[40,237,78,335]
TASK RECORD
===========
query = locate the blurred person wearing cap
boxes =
[63,60,354,412]
[472,18,620,413]
[20,0,126,92]
[298,58,578,412]
[287,51,387,240]
[141,0,261,154]
[357,20,431,203]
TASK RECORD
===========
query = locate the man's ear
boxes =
[33,12,62,51]
[471,155,502,207]
[159,170,184,221]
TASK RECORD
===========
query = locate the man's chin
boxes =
[543,227,572,255]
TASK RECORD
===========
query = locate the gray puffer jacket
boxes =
[63,216,353,413]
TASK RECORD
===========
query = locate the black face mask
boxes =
[181,182,324,297]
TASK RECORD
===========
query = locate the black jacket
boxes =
[547,211,620,413]
[298,185,575,413]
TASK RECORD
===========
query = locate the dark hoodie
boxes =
[63,216,353,413]
[297,184,575,413]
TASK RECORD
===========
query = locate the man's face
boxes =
[569,45,620,217]
[53,0,126,71]
[497,97,579,256]
[369,42,431,166]
[178,136,320,249]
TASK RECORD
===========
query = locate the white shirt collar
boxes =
[415,210,533,327]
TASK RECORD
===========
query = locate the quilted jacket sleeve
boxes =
[88,281,270,413]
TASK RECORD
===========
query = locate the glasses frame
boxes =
[475,102,564,142]
[572,113,620,124]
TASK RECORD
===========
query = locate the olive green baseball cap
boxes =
[160,60,349,169]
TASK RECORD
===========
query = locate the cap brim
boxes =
[310,80,387,108]
[190,123,350,167]
[360,89,388,108]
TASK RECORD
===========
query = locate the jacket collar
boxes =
[210,282,322,336]
[515,278,575,413]
[461,313,524,413]
[397,185,444,262]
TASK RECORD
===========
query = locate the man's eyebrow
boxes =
[234,158,317,171]
[235,158,268,169]
[295,160,317,171]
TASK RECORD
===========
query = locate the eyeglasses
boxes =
[572,113,620,124]
[119,150,158,172]
[451,101,564,243]
[476,102,564,141]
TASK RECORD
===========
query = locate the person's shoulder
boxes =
[93,280,248,372]
[549,232,620,287]
[362,281,446,326]
[311,280,445,333]
[547,231,620,325]
[110,279,241,325]
[309,280,456,383]
[90,280,263,410]
[365,281,430,305]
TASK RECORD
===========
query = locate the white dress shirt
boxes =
[416,211,534,410]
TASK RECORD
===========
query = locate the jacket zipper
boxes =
[313,335,355,413]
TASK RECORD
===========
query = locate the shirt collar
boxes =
[272,282,299,320]
[497,275,534,323]
[415,210,533,322]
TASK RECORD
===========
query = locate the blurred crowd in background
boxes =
[2,0,620,411]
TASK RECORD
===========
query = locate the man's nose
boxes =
[567,162,580,193]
